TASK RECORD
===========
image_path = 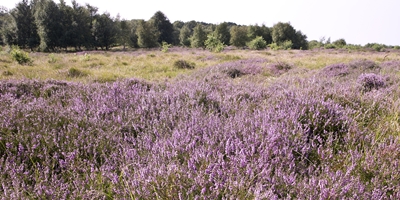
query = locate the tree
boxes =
[214,22,230,45]
[260,24,272,44]
[190,24,207,48]
[272,22,296,45]
[272,22,308,50]
[0,6,17,46]
[230,26,248,48]
[34,0,63,51]
[117,19,131,49]
[333,38,346,48]
[70,1,93,50]
[136,20,159,48]
[150,11,173,44]
[179,25,191,47]
[92,13,118,50]
[58,0,75,50]
[10,0,39,50]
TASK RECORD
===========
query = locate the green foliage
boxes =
[308,40,323,49]
[269,43,281,50]
[173,59,195,69]
[282,40,293,50]
[205,34,224,53]
[179,25,191,47]
[394,46,400,50]
[136,20,160,48]
[272,22,307,50]
[11,0,40,50]
[150,11,174,44]
[48,53,57,63]
[10,46,31,65]
[161,41,172,53]
[324,44,336,49]
[248,36,267,50]
[92,13,119,50]
[333,38,347,48]
[190,24,207,48]
[34,0,62,51]
[214,22,230,45]
[230,26,248,48]
[372,44,385,52]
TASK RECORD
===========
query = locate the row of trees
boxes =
[0,0,309,51]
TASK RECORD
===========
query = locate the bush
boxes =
[282,40,293,50]
[10,46,31,65]
[205,34,224,53]
[333,38,346,48]
[173,59,195,69]
[248,36,267,50]
[161,41,172,53]
[394,46,400,50]
[372,44,384,52]
[67,67,88,78]
[357,73,386,92]
[322,63,349,77]
[324,43,336,49]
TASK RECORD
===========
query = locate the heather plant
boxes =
[358,73,386,92]
[1,49,400,199]
[348,59,379,70]
[321,63,349,77]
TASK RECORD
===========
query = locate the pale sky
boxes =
[2,0,400,45]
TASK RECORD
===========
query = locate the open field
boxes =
[1,47,400,199]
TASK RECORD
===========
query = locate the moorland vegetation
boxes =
[1,0,400,199]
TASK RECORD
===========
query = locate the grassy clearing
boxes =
[1,47,399,83]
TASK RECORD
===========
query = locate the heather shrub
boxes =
[358,73,386,92]
[268,61,293,75]
[10,46,31,65]
[247,36,267,50]
[174,59,195,69]
[224,68,243,78]
[348,59,379,70]
[321,63,349,77]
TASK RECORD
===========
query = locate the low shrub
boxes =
[358,73,386,92]
[322,63,349,77]
[248,36,267,50]
[161,41,172,53]
[173,59,195,69]
[205,34,225,53]
[10,46,31,65]
[67,67,88,78]
[224,68,243,78]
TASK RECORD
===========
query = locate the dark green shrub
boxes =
[174,60,195,69]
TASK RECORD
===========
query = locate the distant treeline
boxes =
[0,0,398,52]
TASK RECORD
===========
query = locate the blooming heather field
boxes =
[1,48,400,199]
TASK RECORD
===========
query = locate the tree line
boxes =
[0,0,309,52]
